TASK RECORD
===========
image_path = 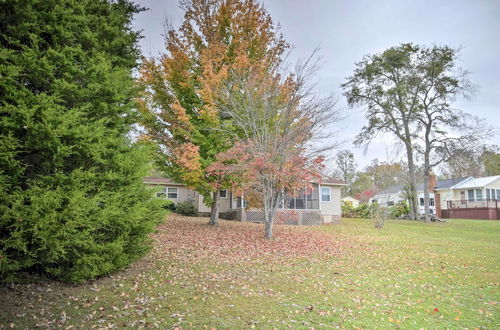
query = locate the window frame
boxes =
[467,189,475,202]
[156,187,167,199]
[219,189,228,199]
[167,187,178,199]
[321,186,331,202]
[475,188,483,201]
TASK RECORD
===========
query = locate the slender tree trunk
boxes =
[423,135,432,223]
[405,142,419,220]
[209,190,219,226]
[264,190,280,240]
[423,168,431,223]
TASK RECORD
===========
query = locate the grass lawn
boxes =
[1,215,498,328]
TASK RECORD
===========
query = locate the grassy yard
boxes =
[1,216,498,329]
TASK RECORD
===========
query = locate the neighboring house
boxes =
[341,196,360,208]
[144,176,346,225]
[369,177,468,215]
[369,175,500,220]
[437,175,500,220]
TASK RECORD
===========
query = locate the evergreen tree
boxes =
[0,0,165,282]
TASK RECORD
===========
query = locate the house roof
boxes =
[434,177,469,190]
[375,177,469,196]
[319,175,347,186]
[448,175,500,190]
[143,177,184,186]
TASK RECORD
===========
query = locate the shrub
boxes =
[175,201,197,216]
[0,0,166,283]
[161,199,176,212]
[371,204,388,229]
[389,201,410,219]
[341,203,356,217]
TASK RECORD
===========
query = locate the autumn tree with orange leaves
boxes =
[138,0,287,225]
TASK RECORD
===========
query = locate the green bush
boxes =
[389,201,410,219]
[175,201,197,216]
[342,202,378,218]
[160,199,176,212]
[0,0,167,282]
[341,203,356,217]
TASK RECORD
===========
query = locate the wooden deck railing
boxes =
[446,200,499,209]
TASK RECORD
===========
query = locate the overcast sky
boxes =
[133,0,500,168]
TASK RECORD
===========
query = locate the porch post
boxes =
[318,183,322,211]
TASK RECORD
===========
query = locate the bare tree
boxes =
[216,53,340,239]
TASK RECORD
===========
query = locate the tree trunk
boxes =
[264,216,274,240]
[263,191,278,240]
[423,170,431,223]
[423,136,432,223]
[209,190,219,226]
[405,142,419,220]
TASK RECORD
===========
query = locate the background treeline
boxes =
[332,145,500,201]
[0,0,166,282]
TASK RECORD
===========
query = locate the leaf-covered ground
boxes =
[1,215,499,328]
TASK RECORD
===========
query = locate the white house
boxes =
[369,177,468,215]
[144,175,346,225]
[369,175,500,220]
[438,175,500,207]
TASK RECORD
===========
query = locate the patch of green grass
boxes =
[1,217,498,328]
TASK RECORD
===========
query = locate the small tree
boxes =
[213,55,339,239]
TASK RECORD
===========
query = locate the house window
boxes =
[496,189,500,200]
[219,189,228,198]
[467,189,474,201]
[475,189,482,201]
[167,187,178,199]
[387,201,394,206]
[156,188,167,198]
[430,198,435,206]
[486,188,491,200]
[321,187,331,202]
[493,189,497,200]
[419,198,424,206]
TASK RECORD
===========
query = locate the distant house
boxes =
[144,176,347,225]
[369,175,500,220]
[437,175,500,220]
[369,177,468,215]
[341,196,360,208]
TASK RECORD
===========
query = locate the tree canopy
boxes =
[138,0,288,225]
[0,0,165,282]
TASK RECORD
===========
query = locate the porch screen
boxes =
[283,183,319,210]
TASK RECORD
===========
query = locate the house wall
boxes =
[441,207,500,220]
[320,185,342,223]
[371,192,405,205]
[147,184,193,204]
